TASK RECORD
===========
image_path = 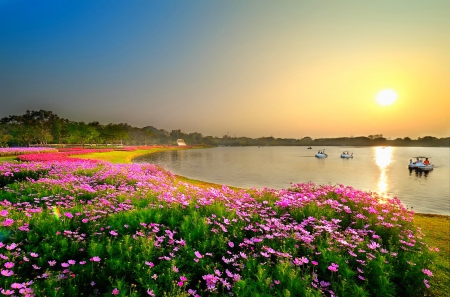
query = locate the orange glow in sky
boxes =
[0,1,449,139]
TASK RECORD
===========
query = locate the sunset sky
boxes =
[1,0,449,139]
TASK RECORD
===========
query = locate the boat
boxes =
[408,156,433,171]
[340,151,353,158]
[315,149,328,158]
[307,147,312,149]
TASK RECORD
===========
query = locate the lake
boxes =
[133,146,450,215]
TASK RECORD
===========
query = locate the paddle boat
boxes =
[340,151,353,158]
[408,157,433,171]
[315,150,328,158]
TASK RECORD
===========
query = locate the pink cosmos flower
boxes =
[228,241,234,248]
[145,261,154,267]
[2,218,14,227]
[6,243,16,250]
[424,279,430,288]
[328,263,339,272]
[112,288,119,295]
[90,256,101,262]
[61,263,69,268]
[1,269,14,276]
[367,241,381,250]
[48,260,56,266]
[4,262,14,269]
[30,253,38,257]
[194,251,203,258]
[147,289,155,296]
[422,269,433,277]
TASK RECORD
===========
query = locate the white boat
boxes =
[341,151,353,158]
[408,156,433,171]
[315,150,328,158]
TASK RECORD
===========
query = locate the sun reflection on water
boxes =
[374,147,393,198]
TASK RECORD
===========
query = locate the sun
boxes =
[376,89,397,106]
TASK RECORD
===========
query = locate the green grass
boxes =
[0,156,18,162]
[413,214,450,297]
[73,146,205,164]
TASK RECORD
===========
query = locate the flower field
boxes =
[0,148,58,157]
[0,159,437,296]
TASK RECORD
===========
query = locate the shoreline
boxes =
[2,147,448,217]
[83,147,450,217]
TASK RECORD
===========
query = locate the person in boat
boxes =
[423,158,430,165]
[414,157,420,164]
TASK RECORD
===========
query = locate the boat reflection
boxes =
[374,146,393,197]
[409,168,430,178]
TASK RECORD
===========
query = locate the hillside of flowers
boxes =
[0,159,436,296]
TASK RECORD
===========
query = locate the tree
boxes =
[69,122,100,148]
[0,124,12,147]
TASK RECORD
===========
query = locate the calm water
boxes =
[133,146,450,215]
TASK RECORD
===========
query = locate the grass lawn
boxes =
[0,156,17,162]
[413,214,450,297]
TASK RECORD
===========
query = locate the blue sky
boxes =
[1,0,449,138]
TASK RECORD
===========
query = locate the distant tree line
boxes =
[0,110,448,147]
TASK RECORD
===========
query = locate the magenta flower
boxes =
[228,241,234,248]
[328,263,339,272]
[422,269,433,277]
[90,256,101,262]
[1,269,14,276]
[110,230,118,236]
[61,263,69,268]
[367,241,381,250]
[68,260,76,265]
[112,288,119,295]
[424,279,430,288]
[4,262,14,269]
[2,218,14,227]
[48,260,56,266]
[194,251,203,258]
[64,212,73,219]
[30,252,38,258]
[145,261,154,267]
[147,289,155,296]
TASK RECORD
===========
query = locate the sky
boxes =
[1,0,449,139]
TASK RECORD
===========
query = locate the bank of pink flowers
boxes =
[0,148,57,157]
[0,159,437,296]
[16,149,114,163]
